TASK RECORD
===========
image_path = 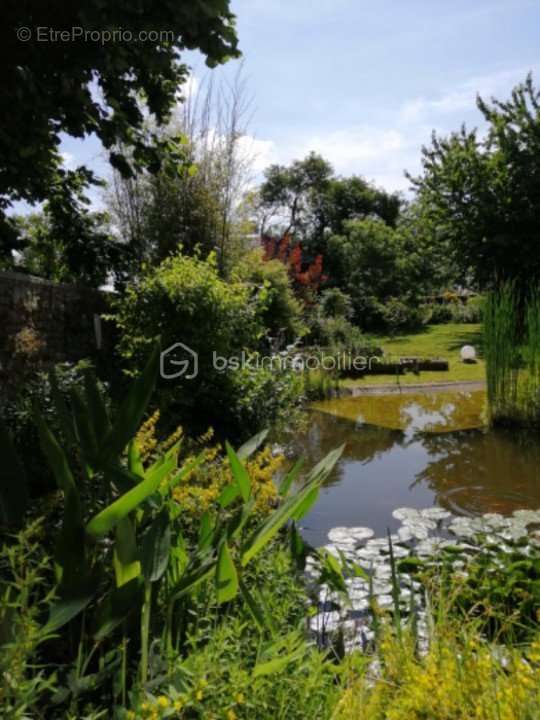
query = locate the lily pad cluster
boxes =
[305,507,540,653]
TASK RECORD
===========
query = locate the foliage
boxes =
[326,218,427,331]
[0,342,344,718]
[261,234,327,300]
[107,66,255,279]
[409,74,540,292]
[483,283,540,425]
[235,249,307,345]
[113,251,302,439]
[319,288,353,319]
[335,621,540,720]
[257,152,401,254]
[0,520,58,717]
[1,0,239,256]
[13,169,126,287]
[0,359,107,494]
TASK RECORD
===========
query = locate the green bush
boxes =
[424,302,454,324]
[113,251,300,440]
[235,249,307,346]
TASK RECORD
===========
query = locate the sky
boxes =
[34,0,540,210]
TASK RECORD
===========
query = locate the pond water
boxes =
[285,390,540,547]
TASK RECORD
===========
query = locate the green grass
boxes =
[343,323,485,387]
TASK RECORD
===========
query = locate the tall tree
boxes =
[257,153,402,254]
[409,73,540,291]
[1,0,240,260]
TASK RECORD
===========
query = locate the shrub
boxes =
[113,251,301,440]
[379,297,429,333]
[319,288,353,319]
[235,249,307,346]
[424,302,454,324]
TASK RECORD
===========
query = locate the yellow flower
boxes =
[195,689,204,701]
[227,711,238,720]
[126,712,136,720]
[157,696,170,709]
[234,693,245,705]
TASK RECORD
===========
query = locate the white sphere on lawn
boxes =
[460,345,476,362]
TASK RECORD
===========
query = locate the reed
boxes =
[484,282,540,425]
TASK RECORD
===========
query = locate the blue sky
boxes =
[48,0,540,208]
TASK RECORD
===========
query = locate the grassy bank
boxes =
[342,323,485,387]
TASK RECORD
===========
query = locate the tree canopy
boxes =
[1,0,239,254]
[410,73,540,292]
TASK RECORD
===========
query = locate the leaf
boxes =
[48,368,77,448]
[127,440,144,479]
[225,441,251,502]
[42,591,94,635]
[83,368,110,439]
[216,541,238,604]
[98,342,160,464]
[239,578,273,632]
[279,457,304,498]
[217,483,239,508]
[113,517,141,587]
[93,578,144,641]
[198,511,214,551]
[240,445,344,567]
[290,486,319,521]
[85,470,163,538]
[0,422,28,528]
[237,429,269,461]
[70,387,98,465]
[140,511,170,583]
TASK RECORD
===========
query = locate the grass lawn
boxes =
[343,323,485,387]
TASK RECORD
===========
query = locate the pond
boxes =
[285,389,540,547]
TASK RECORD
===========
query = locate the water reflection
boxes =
[287,390,540,547]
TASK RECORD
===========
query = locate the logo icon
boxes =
[160,342,198,380]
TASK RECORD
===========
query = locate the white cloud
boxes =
[399,67,533,122]
[60,151,75,168]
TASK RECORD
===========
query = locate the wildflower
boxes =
[196,689,204,701]
[227,710,238,720]
[234,693,245,705]
[157,696,170,709]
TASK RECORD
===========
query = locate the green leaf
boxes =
[216,541,238,604]
[217,483,239,508]
[127,440,145,479]
[70,387,99,465]
[140,511,170,583]
[93,578,143,641]
[113,517,141,587]
[225,441,251,502]
[86,470,162,538]
[237,429,269,461]
[279,457,304,498]
[290,486,319,521]
[42,591,94,635]
[83,368,110,439]
[239,578,272,632]
[240,446,344,567]
[48,368,77,448]
[98,342,160,464]
[0,422,28,528]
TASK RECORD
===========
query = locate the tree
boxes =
[1,0,240,258]
[409,73,540,292]
[327,218,429,330]
[107,66,255,277]
[14,168,125,287]
[257,153,402,254]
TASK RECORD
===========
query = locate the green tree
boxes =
[409,73,540,292]
[1,0,239,258]
[257,153,402,253]
[14,169,125,287]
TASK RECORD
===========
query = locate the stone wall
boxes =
[0,271,113,390]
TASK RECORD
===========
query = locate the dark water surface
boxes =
[285,390,540,547]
